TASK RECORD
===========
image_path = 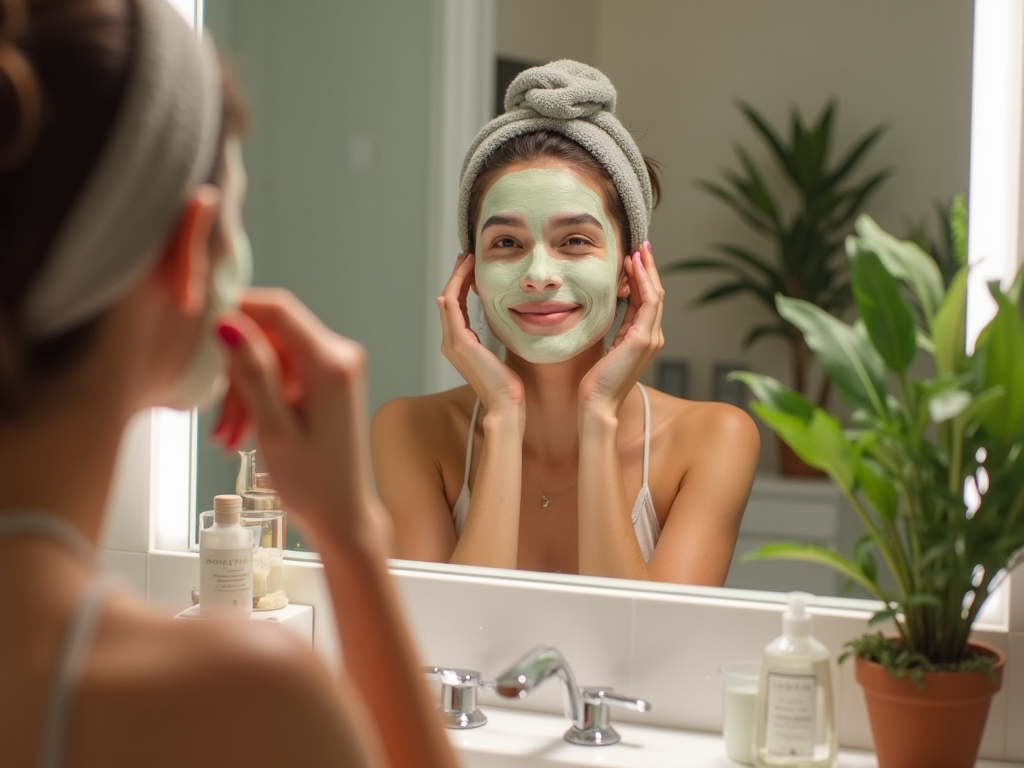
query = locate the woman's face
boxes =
[473,164,624,364]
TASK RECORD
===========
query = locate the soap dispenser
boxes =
[199,494,253,618]
[753,592,836,768]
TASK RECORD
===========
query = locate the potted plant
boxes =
[731,207,1023,768]
[666,101,889,475]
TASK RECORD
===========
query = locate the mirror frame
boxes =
[139,0,1022,631]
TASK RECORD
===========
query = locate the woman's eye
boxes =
[564,236,593,248]
[493,237,517,249]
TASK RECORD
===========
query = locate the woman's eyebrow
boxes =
[482,214,526,230]
[550,213,603,229]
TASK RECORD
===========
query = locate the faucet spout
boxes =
[495,646,584,728]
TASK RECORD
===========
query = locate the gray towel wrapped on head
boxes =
[458,59,652,253]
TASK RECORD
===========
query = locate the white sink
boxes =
[447,707,877,768]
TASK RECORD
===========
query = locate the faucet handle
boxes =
[422,666,492,729]
[566,686,651,746]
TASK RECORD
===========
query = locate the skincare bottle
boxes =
[199,494,253,617]
[753,592,837,768]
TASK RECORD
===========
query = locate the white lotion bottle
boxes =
[753,592,837,768]
[199,494,253,617]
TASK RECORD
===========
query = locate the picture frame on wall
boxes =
[656,358,690,399]
[712,361,748,409]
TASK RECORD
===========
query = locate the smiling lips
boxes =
[510,301,581,329]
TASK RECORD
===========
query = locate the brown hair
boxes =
[467,129,661,253]
[0,0,246,417]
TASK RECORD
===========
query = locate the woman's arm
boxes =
[213,289,458,768]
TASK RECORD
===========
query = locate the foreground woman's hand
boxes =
[579,241,665,415]
[438,252,525,419]
[211,288,389,554]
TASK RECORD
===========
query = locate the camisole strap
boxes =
[463,399,481,487]
[0,511,97,569]
[41,575,120,768]
[637,383,651,486]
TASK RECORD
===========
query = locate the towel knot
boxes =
[504,59,617,120]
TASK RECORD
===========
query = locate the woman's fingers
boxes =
[214,311,296,443]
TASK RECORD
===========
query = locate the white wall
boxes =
[497,0,974,471]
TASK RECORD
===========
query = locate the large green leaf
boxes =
[977,285,1024,441]
[852,215,945,326]
[932,267,967,377]
[776,295,888,415]
[950,195,967,267]
[739,542,883,599]
[729,371,815,419]
[855,457,898,522]
[751,403,855,492]
[850,248,917,373]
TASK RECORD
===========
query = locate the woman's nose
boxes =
[520,245,563,293]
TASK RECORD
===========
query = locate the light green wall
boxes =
[197,0,434,510]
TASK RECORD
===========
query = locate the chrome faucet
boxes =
[495,646,650,746]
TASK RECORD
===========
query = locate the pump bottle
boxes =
[753,592,837,768]
[199,494,253,617]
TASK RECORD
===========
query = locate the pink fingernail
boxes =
[643,240,651,251]
[216,322,242,348]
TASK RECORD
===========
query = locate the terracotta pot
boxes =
[778,438,826,478]
[854,640,1006,768]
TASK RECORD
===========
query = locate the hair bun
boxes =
[0,0,42,170]
[503,59,617,120]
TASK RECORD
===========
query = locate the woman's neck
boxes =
[0,382,134,546]
[504,342,605,464]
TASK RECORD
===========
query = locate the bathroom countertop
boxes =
[449,706,1024,768]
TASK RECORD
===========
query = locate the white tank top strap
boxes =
[0,511,118,768]
[637,383,651,486]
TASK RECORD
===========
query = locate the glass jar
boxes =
[241,473,287,610]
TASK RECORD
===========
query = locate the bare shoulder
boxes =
[81,599,373,767]
[372,385,476,452]
[645,388,761,465]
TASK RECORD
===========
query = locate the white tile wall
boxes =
[98,549,148,597]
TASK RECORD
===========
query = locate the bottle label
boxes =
[200,546,252,614]
[764,672,816,756]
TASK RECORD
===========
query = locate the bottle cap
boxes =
[783,591,813,638]
[213,493,242,524]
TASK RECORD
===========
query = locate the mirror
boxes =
[196,0,974,596]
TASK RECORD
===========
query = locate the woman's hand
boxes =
[579,241,665,416]
[210,288,390,555]
[438,253,525,419]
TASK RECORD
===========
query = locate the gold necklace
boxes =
[528,470,578,508]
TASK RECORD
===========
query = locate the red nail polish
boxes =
[217,323,242,348]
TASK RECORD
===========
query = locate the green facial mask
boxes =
[474,168,620,364]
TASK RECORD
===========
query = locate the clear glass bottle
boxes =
[241,472,287,610]
[753,592,837,768]
[199,494,252,617]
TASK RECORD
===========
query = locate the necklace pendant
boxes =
[541,496,550,508]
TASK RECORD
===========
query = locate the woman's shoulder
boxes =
[644,386,760,449]
[84,599,367,765]
[372,385,477,445]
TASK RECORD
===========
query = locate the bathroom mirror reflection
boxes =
[195,0,974,596]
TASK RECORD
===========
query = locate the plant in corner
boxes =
[731,203,1024,768]
[666,101,889,474]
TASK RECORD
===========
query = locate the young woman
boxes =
[0,1,455,766]
[373,60,760,585]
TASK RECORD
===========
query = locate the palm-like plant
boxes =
[733,208,1024,671]
[667,100,889,405]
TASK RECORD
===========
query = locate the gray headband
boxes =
[458,59,652,253]
[22,0,222,339]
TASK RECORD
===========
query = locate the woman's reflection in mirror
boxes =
[373,61,760,585]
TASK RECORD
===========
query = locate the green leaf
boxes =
[742,323,792,349]
[977,285,1024,441]
[928,389,972,423]
[739,101,799,182]
[932,267,967,377]
[852,215,945,327]
[950,195,967,267]
[776,295,888,415]
[823,124,888,190]
[739,542,882,598]
[697,180,773,235]
[850,248,917,373]
[694,279,774,309]
[855,458,898,522]
[750,403,855,492]
[729,372,815,420]
[734,147,780,225]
